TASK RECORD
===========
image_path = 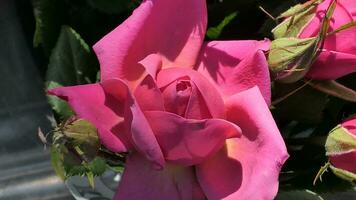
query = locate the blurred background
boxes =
[0,0,355,199]
[0,0,74,199]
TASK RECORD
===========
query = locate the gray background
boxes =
[0,0,73,199]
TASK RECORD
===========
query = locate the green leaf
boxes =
[87,0,134,14]
[276,189,324,200]
[87,157,107,176]
[50,147,66,180]
[207,12,238,39]
[307,80,356,102]
[32,0,65,55]
[47,82,74,119]
[46,26,98,119]
[64,157,107,180]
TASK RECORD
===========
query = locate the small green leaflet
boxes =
[207,12,238,39]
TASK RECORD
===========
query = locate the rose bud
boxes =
[325,117,356,182]
[269,0,356,82]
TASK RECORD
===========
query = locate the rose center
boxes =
[176,80,191,91]
[162,77,192,117]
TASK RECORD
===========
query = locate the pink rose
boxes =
[300,0,356,79]
[49,0,288,199]
[326,117,356,174]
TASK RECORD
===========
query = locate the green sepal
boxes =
[278,0,321,18]
[330,165,356,182]
[276,189,324,200]
[307,80,356,102]
[268,37,318,81]
[269,0,337,83]
[325,125,356,156]
[272,0,321,38]
[63,119,100,161]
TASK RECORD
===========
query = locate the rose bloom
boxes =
[49,0,288,199]
[327,117,356,173]
[299,0,356,79]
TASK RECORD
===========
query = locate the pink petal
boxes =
[101,79,165,169]
[144,111,241,166]
[300,0,356,54]
[93,0,207,82]
[138,54,162,80]
[161,77,193,117]
[157,67,225,119]
[161,76,212,119]
[114,153,206,200]
[134,54,165,111]
[48,84,131,153]
[196,87,288,200]
[329,118,356,173]
[307,50,356,79]
[134,75,165,111]
[329,151,356,173]
[195,40,271,104]
[341,118,356,135]
[184,81,212,119]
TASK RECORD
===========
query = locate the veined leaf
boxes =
[32,0,65,55]
[46,26,98,119]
